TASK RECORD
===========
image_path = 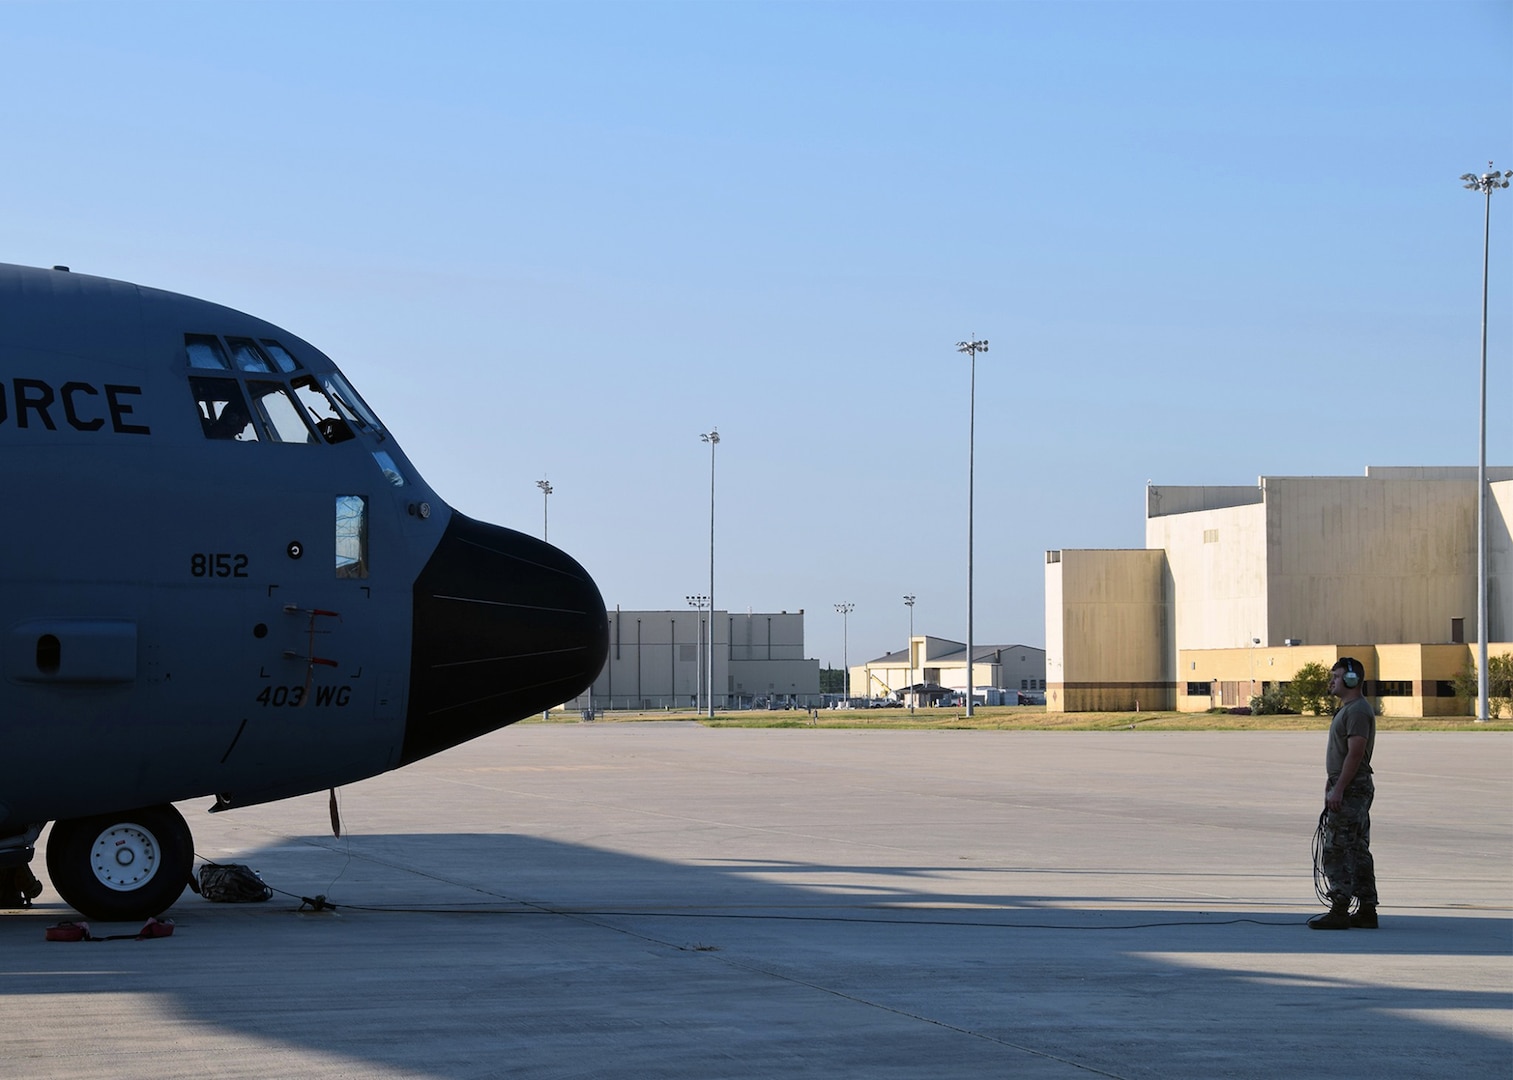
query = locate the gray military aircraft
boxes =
[0,263,609,920]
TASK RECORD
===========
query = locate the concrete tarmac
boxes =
[2,725,1509,1079]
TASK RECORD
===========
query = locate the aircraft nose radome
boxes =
[401,512,609,766]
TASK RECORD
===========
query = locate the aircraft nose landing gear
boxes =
[46,805,193,921]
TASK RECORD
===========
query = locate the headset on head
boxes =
[1338,658,1361,689]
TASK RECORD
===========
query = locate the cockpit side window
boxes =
[335,495,369,578]
[247,381,317,443]
[190,377,259,441]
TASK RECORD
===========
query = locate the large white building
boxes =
[1046,466,1513,714]
[574,608,820,710]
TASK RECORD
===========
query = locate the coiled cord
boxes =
[1312,807,1330,906]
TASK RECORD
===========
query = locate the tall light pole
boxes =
[700,429,720,719]
[957,337,987,717]
[835,602,854,704]
[535,480,553,719]
[686,594,709,713]
[1462,163,1508,724]
[535,478,552,541]
[904,594,916,713]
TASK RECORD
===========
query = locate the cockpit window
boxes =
[290,375,355,444]
[248,381,316,443]
[321,372,385,441]
[185,335,231,370]
[182,334,378,446]
[260,340,302,373]
[226,338,277,373]
[190,377,259,441]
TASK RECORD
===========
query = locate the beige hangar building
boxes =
[1045,466,1513,715]
[852,638,1047,705]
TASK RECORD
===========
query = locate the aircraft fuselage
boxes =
[0,264,608,918]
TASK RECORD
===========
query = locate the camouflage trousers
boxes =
[1321,776,1377,907]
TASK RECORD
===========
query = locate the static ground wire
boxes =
[191,850,1311,928]
[308,907,1311,930]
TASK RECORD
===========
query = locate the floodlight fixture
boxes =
[535,478,553,540]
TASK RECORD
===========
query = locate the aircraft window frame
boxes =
[335,495,369,579]
[185,335,232,371]
[189,376,260,441]
[247,380,318,444]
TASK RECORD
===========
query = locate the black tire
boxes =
[46,805,193,921]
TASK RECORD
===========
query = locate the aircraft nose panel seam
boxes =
[430,645,593,670]
[421,673,597,718]
[452,536,586,579]
[430,593,592,617]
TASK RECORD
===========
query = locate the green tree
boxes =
[819,667,845,694]
[1493,654,1513,719]
[1452,653,1513,718]
[1452,662,1478,715]
[1285,661,1331,716]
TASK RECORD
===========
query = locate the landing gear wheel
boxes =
[46,805,193,921]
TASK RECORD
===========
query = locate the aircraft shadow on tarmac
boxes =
[3,830,1509,1079]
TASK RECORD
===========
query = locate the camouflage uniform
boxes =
[1321,776,1376,907]
[1322,695,1377,907]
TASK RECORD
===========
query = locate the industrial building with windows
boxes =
[1045,466,1513,715]
[569,611,1047,712]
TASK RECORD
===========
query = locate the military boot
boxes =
[1308,902,1352,930]
[0,866,42,909]
[1349,904,1378,929]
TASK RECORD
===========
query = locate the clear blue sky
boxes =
[4,1,1510,671]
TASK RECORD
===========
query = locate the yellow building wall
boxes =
[1046,549,1171,712]
[1177,642,1510,716]
[1263,474,1481,648]
[1178,646,1364,713]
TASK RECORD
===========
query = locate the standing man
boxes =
[1310,657,1379,930]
